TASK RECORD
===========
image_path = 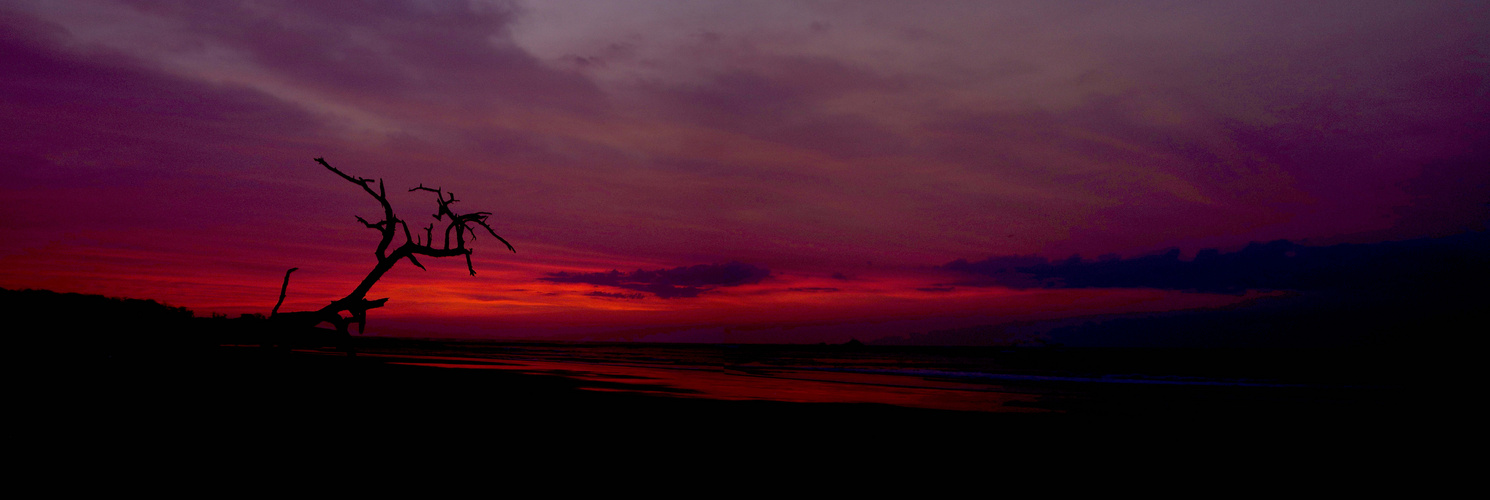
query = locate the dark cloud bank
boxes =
[543,262,770,299]
[887,232,1490,348]
[942,232,1490,294]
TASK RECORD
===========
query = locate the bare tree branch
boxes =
[275,158,517,344]
[271,267,298,317]
[468,215,517,253]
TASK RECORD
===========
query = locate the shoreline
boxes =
[43,341,1410,420]
[17,341,1437,466]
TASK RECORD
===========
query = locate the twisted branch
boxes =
[286,158,516,336]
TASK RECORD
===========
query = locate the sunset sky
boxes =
[3,1,1486,344]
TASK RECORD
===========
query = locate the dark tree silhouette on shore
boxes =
[269,158,515,347]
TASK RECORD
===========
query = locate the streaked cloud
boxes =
[2,1,1486,344]
[542,261,770,298]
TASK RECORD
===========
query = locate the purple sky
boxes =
[2,1,1487,343]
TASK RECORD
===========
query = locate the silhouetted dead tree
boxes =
[269,157,515,345]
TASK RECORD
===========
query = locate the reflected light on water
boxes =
[376,356,1049,413]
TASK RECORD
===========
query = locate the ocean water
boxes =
[298,339,1391,414]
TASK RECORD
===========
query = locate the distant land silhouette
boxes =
[0,287,342,356]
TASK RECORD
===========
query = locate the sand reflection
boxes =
[373,355,1048,413]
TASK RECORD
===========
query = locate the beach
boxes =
[15,333,1435,477]
[42,337,1406,426]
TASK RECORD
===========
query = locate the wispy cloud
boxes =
[3,1,1488,343]
[584,290,646,300]
[542,262,770,298]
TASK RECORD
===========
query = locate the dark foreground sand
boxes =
[28,343,1419,440]
[14,344,1449,488]
[13,345,1440,492]
[51,346,1024,430]
[4,291,1440,475]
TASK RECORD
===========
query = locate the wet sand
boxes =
[39,341,1408,427]
[18,340,1434,473]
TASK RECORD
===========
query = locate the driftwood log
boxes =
[267,158,515,351]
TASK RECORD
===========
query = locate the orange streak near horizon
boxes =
[389,359,1048,413]
[0,235,1265,343]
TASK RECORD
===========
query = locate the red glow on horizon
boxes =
[3,2,1485,344]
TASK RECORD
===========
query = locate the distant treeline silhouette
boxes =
[1,287,194,323]
[0,287,343,356]
[2,288,203,356]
